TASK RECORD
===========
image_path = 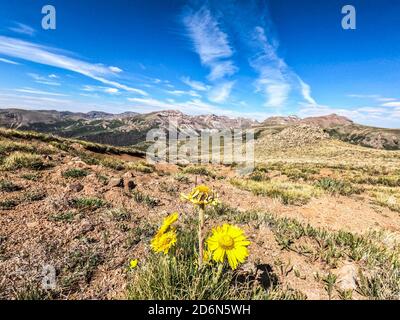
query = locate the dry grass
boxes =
[230,178,320,205]
[1,152,46,170]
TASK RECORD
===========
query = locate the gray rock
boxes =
[108,177,123,188]
[69,182,84,192]
[336,263,358,291]
[80,219,94,234]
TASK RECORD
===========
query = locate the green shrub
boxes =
[0,179,22,192]
[48,211,75,223]
[70,197,107,211]
[314,178,361,196]
[21,173,41,181]
[0,199,18,210]
[109,208,131,221]
[24,191,46,202]
[132,191,160,208]
[62,168,89,179]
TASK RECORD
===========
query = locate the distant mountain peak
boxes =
[262,113,353,128]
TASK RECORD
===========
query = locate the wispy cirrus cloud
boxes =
[181,76,209,91]
[8,22,36,36]
[0,57,20,65]
[381,101,400,107]
[0,36,147,96]
[82,85,120,95]
[14,88,68,97]
[249,26,292,108]
[28,73,60,86]
[298,78,317,106]
[348,94,397,103]
[166,89,200,97]
[208,81,235,103]
[183,7,237,81]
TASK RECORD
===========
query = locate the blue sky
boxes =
[0,0,399,128]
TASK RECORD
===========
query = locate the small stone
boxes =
[80,219,94,234]
[108,177,123,188]
[124,179,136,192]
[69,182,84,192]
[336,263,358,291]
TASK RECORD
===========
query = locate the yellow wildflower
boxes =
[180,185,218,206]
[129,259,138,269]
[151,230,177,254]
[158,212,179,234]
[206,224,250,270]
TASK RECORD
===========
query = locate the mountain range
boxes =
[0,108,399,150]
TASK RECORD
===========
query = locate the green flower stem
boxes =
[198,204,205,269]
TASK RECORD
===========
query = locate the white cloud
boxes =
[348,94,381,99]
[183,7,237,81]
[249,26,292,108]
[0,57,20,65]
[8,22,36,36]
[208,81,235,103]
[82,85,120,95]
[381,101,400,107]
[109,66,123,73]
[348,94,397,103]
[13,88,68,97]
[166,90,201,97]
[377,97,397,102]
[104,88,120,95]
[28,73,60,86]
[0,36,147,95]
[298,78,317,106]
[181,76,209,91]
[207,60,237,81]
[265,83,290,108]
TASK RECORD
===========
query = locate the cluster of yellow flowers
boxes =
[129,185,250,272]
[146,185,250,271]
